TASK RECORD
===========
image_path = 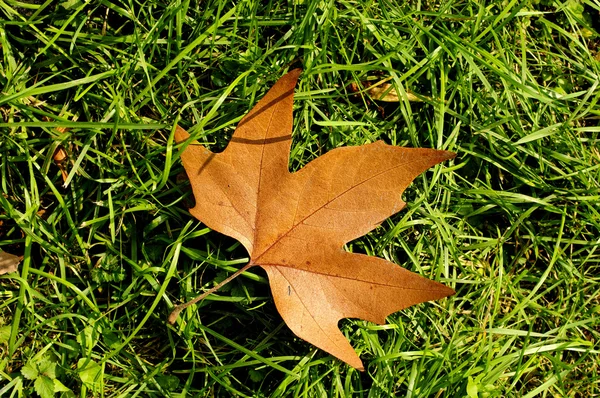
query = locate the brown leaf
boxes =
[0,251,20,275]
[174,69,455,370]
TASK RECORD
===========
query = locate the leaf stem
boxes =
[168,262,255,324]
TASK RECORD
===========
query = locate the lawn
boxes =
[1,0,599,396]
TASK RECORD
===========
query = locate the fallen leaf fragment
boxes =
[51,121,76,185]
[53,146,69,183]
[0,251,21,275]
[368,82,405,102]
[172,69,456,370]
[350,79,421,102]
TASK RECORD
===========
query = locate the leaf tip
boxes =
[344,355,365,372]
[440,150,457,161]
[174,125,190,143]
[281,68,302,87]
[430,278,456,300]
[288,67,302,78]
[442,285,456,298]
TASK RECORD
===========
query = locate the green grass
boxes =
[1,0,599,396]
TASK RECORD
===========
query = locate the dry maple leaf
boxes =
[171,69,455,370]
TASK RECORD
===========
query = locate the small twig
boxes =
[168,262,255,324]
